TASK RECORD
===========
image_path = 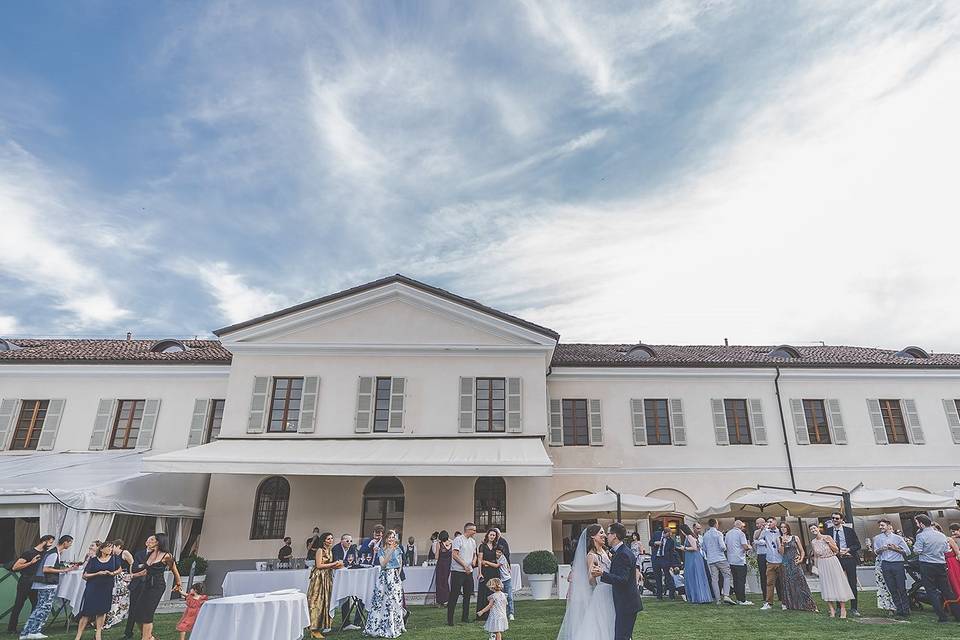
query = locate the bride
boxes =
[556,525,616,640]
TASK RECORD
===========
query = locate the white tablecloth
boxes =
[329,567,379,616]
[56,568,87,611]
[401,564,522,593]
[221,569,311,597]
[191,591,309,640]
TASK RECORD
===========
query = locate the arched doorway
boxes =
[361,477,404,539]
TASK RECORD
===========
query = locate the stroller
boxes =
[638,556,684,597]
[905,559,929,610]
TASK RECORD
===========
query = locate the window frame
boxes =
[109,399,146,450]
[267,377,304,433]
[250,476,290,540]
[373,377,392,433]
[723,399,752,445]
[802,399,832,444]
[206,399,226,443]
[475,377,507,433]
[643,398,672,445]
[11,400,49,451]
[474,477,507,532]
[879,399,910,444]
[562,398,589,446]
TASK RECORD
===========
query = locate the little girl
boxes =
[176,583,208,640]
[477,577,508,640]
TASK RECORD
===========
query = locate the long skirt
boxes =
[307,567,334,632]
[363,568,406,638]
[781,558,817,611]
[104,573,131,628]
[875,563,896,611]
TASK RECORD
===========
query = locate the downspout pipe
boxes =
[774,367,797,491]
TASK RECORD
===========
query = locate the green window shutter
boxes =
[789,399,810,445]
[187,399,211,447]
[0,399,19,450]
[711,399,729,446]
[825,399,847,444]
[670,398,687,446]
[247,377,270,434]
[588,399,604,446]
[36,399,66,451]
[388,377,405,433]
[902,399,924,444]
[89,399,116,450]
[867,399,888,444]
[548,398,563,446]
[135,399,162,449]
[458,377,475,433]
[630,399,647,446]
[506,377,523,433]
[299,376,321,434]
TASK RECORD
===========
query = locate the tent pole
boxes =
[606,485,622,523]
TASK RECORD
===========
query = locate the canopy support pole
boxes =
[606,485,622,523]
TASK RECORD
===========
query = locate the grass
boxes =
[28,598,960,640]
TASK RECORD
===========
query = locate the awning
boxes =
[0,450,207,517]
[850,486,957,515]
[555,490,675,519]
[144,437,554,477]
[696,488,841,519]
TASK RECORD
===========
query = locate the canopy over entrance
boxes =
[555,490,675,520]
[850,486,957,515]
[696,488,840,519]
[144,437,553,477]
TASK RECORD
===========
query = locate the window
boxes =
[724,399,752,444]
[475,477,506,532]
[206,399,225,442]
[802,399,831,444]
[562,399,589,446]
[373,377,392,433]
[879,399,909,444]
[644,399,671,445]
[476,378,506,433]
[268,377,303,433]
[11,400,48,450]
[361,477,404,539]
[250,476,290,540]
[110,400,145,449]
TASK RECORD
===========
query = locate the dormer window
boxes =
[150,339,188,353]
[0,339,22,351]
[895,346,929,359]
[768,345,801,359]
[625,344,657,360]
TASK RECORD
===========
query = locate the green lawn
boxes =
[29,598,959,640]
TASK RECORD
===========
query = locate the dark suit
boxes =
[331,543,362,628]
[332,543,358,565]
[123,548,149,638]
[600,543,642,640]
[648,531,677,599]
[826,524,861,610]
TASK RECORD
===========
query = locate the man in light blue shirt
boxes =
[872,519,910,618]
[913,514,960,623]
[760,518,784,610]
[703,519,736,605]
[725,520,752,605]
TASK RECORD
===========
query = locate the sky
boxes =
[1,1,959,350]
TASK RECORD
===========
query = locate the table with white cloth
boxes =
[190,591,310,640]
[221,569,311,596]
[329,566,380,617]
[399,564,522,593]
[56,568,87,612]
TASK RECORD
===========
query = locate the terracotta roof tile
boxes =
[0,339,232,364]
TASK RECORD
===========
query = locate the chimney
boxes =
[126,332,132,342]
[724,338,729,347]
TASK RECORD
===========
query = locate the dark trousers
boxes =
[731,564,748,602]
[614,607,639,640]
[651,559,675,599]
[918,561,960,622]
[880,561,910,616]
[757,555,768,601]
[5,577,37,632]
[837,556,859,609]
[446,571,474,624]
[124,579,144,637]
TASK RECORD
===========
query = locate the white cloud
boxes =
[0,315,19,334]
[466,128,607,186]
[176,260,287,324]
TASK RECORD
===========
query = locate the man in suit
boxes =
[825,512,862,616]
[592,522,641,640]
[121,543,150,640]
[649,527,677,600]
[332,534,362,630]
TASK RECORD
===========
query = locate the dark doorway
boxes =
[361,477,404,539]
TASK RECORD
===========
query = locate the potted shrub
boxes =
[176,555,208,590]
[522,550,558,600]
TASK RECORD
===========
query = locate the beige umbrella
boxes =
[850,486,957,516]
[555,490,676,520]
[696,488,841,519]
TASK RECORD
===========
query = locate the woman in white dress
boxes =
[556,525,616,640]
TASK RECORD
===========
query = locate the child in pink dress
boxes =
[176,584,208,640]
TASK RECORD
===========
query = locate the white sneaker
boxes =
[343,624,361,631]
[509,614,515,621]
[739,600,754,605]
[723,596,738,605]
[782,604,787,610]
[760,602,771,610]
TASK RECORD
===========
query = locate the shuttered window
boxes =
[11,400,48,451]
[562,399,589,446]
[476,378,506,433]
[268,377,303,433]
[206,399,225,442]
[644,399,671,445]
[724,399,752,445]
[109,400,145,449]
[802,399,831,444]
[879,399,909,443]
[373,377,392,433]
[250,476,290,540]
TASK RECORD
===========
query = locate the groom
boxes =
[591,522,642,640]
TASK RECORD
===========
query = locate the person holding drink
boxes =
[74,541,123,640]
[128,533,182,640]
[307,533,343,639]
[364,530,406,638]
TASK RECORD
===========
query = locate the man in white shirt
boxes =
[752,517,768,602]
[703,519,736,605]
[872,518,910,618]
[725,520,752,605]
[446,522,478,626]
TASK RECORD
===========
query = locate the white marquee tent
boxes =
[849,486,957,516]
[696,488,841,519]
[555,490,676,520]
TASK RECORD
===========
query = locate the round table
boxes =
[56,568,87,612]
[221,569,311,597]
[190,591,310,640]
[329,567,379,617]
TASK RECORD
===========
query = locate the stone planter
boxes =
[528,573,555,600]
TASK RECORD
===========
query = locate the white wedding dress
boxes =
[556,531,616,640]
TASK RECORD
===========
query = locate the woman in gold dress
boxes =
[307,532,343,639]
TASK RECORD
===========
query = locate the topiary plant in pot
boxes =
[522,550,558,600]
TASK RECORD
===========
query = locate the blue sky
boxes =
[2,1,959,349]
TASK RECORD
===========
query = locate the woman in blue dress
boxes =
[363,530,406,638]
[74,540,123,640]
[679,524,712,604]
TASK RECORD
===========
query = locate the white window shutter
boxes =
[902,399,924,444]
[187,399,211,447]
[670,398,687,446]
[630,399,647,446]
[507,377,523,433]
[388,377,405,433]
[458,377,475,433]
[825,399,847,444]
[247,377,270,434]
[748,399,767,445]
[711,399,730,445]
[867,399,888,444]
[355,377,374,433]
[89,399,116,450]
[942,399,960,444]
[299,376,321,434]
[789,399,810,445]
[588,399,604,446]
[36,399,65,451]
[0,399,19,450]
[548,398,563,446]
[135,399,161,449]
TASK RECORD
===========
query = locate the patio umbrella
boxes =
[554,490,676,520]
[696,488,841,519]
[850,486,957,516]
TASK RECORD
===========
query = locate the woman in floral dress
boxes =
[307,532,342,639]
[364,530,406,638]
[104,539,134,629]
